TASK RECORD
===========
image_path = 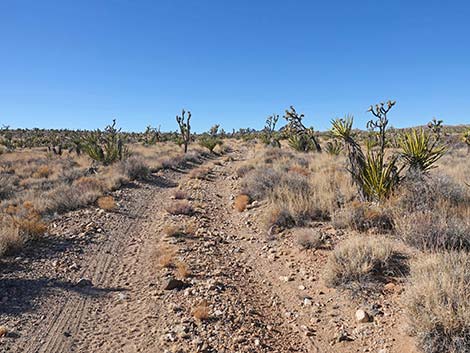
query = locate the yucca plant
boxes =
[360,151,400,201]
[82,119,128,165]
[399,129,446,173]
[330,102,402,202]
[325,139,343,155]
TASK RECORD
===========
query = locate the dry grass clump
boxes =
[324,236,406,289]
[32,165,53,179]
[234,194,250,212]
[0,218,22,256]
[36,179,103,214]
[118,156,150,180]
[396,209,470,251]
[332,202,394,233]
[0,173,18,200]
[394,171,470,251]
[265,205,295,232]
[189,166,211,180]
[241,149,351,231]
[162,223,196,238]
[152,245,176,269]
[404,252,470,353]
[269,173,330,225]
[295,228,324,250]
[165,201,194,216]
[97,196,116,211]
[235,164,254,178]
[242,167,281,200]
[176,261,191,279]
[172,189,189,200]
[192,299,210,322]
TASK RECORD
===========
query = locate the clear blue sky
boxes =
[0,0,469,133]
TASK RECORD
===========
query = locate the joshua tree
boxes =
[284,106,321,152]
[176,109,191,153]
[261,114,281,147]
[81,119,127,165]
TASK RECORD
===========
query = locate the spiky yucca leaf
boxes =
[360,151,400,201]
[399,129,446,173]
[325,140,343,156]
[330,116,354,140]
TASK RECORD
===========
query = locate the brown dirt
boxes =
[0,146,418,353]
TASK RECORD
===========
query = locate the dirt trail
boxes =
[1,147,416,353]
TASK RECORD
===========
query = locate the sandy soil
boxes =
[0,146,418,353]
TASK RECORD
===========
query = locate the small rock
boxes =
[164,278,187,291]
[254,338,260,346]
[279,276,292,282]
[355,309,371,323]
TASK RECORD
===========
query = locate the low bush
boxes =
[294,228,324,250]
[397,210,470,251]
[332,202,394,233]
[324,236,406,289]
[0,217,22,256]
[234,194,250,212]
[404,252,470,353]
[119,156,150,180]
[97,196,116,211]
[165,201,194,216]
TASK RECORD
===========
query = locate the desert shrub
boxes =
[189,166,211,180]
[397,171,469,212]
[295,228,324,250]
[97,196,116,210]
[39,179,103,214]
[397,210,470,251]
[236,164,254,178]
[270,173,329,225]
[404,252,470,353]
[172,190,188,200]
[0,173,18,200]
[119,156,150,180]
[234,194,250,212]
[0,217,22,256]
[265,206,295,232]
[198,135,222,152]
[165,201,194,216]
[33,165,53,179]
[241,168,282,200]
[59,168,84,184]
[332,202,394,233]
[324,236,406,289]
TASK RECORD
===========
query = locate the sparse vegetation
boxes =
[165,201,194,216]
[294,228,324,250]
[324,236,406,289]
[192,300,210,322]
[97,196,116,211]
[405,252,470,353]
[233,194,250,212]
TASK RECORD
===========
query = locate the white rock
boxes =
[355,309,371,323]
